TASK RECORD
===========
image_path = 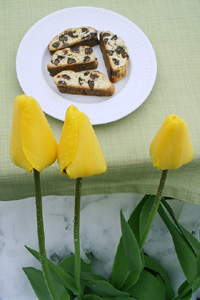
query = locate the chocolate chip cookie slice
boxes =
[53,70,115,96]
[47,46,98,76]
[100,31,129,83]
[48,26,99,54]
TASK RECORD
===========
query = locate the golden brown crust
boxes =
[100,31,129,83]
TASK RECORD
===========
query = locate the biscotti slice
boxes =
[100,31,129,83]
[48,26,98,54]
[47,46,98,76]
[53,70,115,96]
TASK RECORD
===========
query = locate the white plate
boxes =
[16,6,157,125]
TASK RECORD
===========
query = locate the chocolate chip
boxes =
[78,77,84,85]
[52,42,60,48]
[88,80,94,90]
[62,74,71,80]
[122,53,129,59]
[58,80,67,85]
[67,57,76,64]
[115,46,125,54]
[67,31,78,38]
[104,38,109,44]
[59,34,68,41]
[90,73,99,80]
[82,27,89,33]
[113,70,120,75]
[85,47,93,54]
[106,50,114,56]
[83,56,91,63]
[84,71,90,76]
[71,47,80,53]
[102,32,111,37]
[90,32,97,39]
[111,34,118,40]
[52,58,60,65]
[112,58,119,65]
[57,55,65,60]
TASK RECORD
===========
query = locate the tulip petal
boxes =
[20,97,57,172]
[57,105,79,175]
[150,114,193,170]
[58,105,107,178]
[10,95,33,172]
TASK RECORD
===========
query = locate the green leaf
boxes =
[158,206,197,282]
[84,296,137,300]
[129,195,156,243]
[139,195,156,240]
[144,255,175,300]
[111,195,152,289]
[128,270,166,300]
[120,210,143,272]
[81,272,129,297]
[23,267,70,300]
[59,253,92,274]
[25,246,78,295]
[23,267,52,300]
[197,253,200,277]
[162,199,200,255]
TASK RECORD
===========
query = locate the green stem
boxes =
[74,177,83,300]
[33,169,59,300]
[139,169,168,251]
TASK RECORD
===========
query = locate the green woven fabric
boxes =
[1,0,200,203]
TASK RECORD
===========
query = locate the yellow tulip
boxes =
[10,94,57,172]
[150,114,193,170]
[57,105,107,178]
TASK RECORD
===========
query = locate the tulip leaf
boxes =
[111,195,152,289]
[158,206,197,282]
[197,252,200,277]
[23,267,70,300]
[162,198,200,255]
[25,246,78,295]
[128,270,166,300]
[139,195,156,240]
[144,255,175,300]
[84,296,137,300]
[81,272,129,297]
[59,253,92,274]
[120,210,143,272]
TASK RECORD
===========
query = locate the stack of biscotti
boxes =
[47,46,98,76]
[48,26,99,54]
[100,31,129,83]
[53,70,115,96]
[47,26,129,96]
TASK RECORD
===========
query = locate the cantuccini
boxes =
[47,46,98,76]
[100,31,129,83]
[48,26,99,54]
[53,70,115,96]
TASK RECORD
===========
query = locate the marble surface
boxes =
[0,193,200,300]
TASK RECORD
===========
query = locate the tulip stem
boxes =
[33,169,59,300]
[139,169,168,251]
[74,177,83,300]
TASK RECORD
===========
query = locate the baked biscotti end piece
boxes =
[48,26,99,54]
[47,46,98,76]
[100,31,129,83]
[53,70,115,96]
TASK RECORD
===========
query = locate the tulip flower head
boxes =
[10,94,57,172]
[57,105,107,178]
[150,114,193,170]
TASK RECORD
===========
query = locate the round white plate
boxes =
[16,6,157,125]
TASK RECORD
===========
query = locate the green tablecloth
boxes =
[1,0,200,203]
